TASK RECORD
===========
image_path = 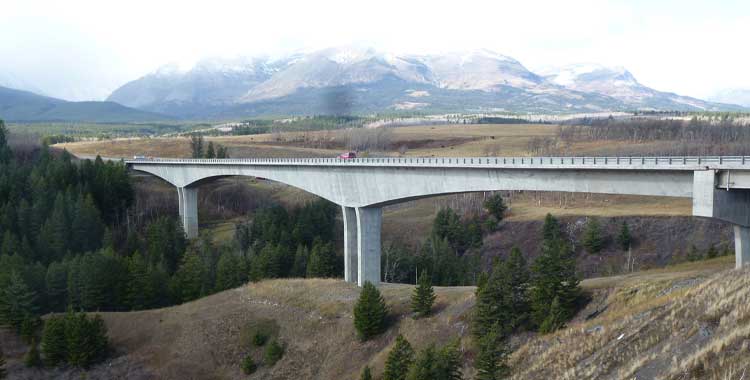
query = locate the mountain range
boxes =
[106,47,745,118]
[2,47,746,122]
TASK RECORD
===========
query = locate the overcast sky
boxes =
[1,0,748,101]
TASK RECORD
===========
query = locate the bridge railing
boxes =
[125,155,750,169]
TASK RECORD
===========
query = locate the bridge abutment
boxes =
[342,206,358,283]
[177,186,199,239]
[356,207,382,286]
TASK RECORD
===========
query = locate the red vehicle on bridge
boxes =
[338,151,357,159]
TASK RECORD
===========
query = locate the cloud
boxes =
[1,0,748,101]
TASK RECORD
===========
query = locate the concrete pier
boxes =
[356,207,382,286]
[177,186,199,239]
[342,206,358,283]
[735,225,750,269]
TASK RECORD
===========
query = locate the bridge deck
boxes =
[126,156,750,171]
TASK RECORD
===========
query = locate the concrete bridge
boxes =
[126,156,750,286]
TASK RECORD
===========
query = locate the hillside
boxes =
[0,86,172,123]
[1,258,746,379]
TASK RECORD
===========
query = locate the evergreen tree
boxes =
[475,324,509,380]
[484,193,507,222]
[171,251,207,303]
[530,214,580,331]
[126,251,150,310]
[64,312,108,368]
[23,339,42,368]
[616,221,632,251]
[291,244,309,277]
[406,345,438,380]
[307,239,336,278]
[383,334,414,380]
[0,271,38,331]
[190,134,204,158]
[502,247,531,330]
[539,297,566,334]
[353,281,388,341]
[360,366,373,380]
[41,316,67,367]
[215,251,243,291]
[582,217,604,254]
[216,145,229,158]
[205,142,216,159]
[46,261,68,312]
[411,272,436,318]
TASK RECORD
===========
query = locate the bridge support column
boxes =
[342,206,358,283]
[177,187,199,239]
[356,207,382,287]
[735,225,750,269]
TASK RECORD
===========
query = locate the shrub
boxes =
[241,355,257,374]
[264,339,284,366]
[253,332,269,347]
[360,366,373,380]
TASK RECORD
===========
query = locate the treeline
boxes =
[190,134,229,158]
[559,116,750,145]
[383,196,505,286]
[235,200,341,281]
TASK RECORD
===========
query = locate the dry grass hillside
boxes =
[4,257,748,380]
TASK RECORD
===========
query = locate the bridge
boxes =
[126,156,750,286]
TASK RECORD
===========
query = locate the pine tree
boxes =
[383,334,415,380]
[435,340,462,380]
[539,297,566,334]
[190,134,204,158]
[353,281,388,341]
[475,324,509,380]
[46,261,68,312]
[484,193,507,222]
[0,271,38,331]
[205,142,216,159]
[215,251,243,291]
[502,247,531,330]
[41,315,67,367]
[616,221,632,251]
[411,272,436,318]
[23,339,42,368]
[64,312,109,368]
[126,251,150,310]
[406,345,438,380]
[530,214,580,331]
[582,217,604,254]
[360,366,373,380]
[172,251,207,303]
[307,239,336,278]
[291,244,309,278]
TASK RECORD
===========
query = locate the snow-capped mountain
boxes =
[538,63,732,111]
[107,47,745,118]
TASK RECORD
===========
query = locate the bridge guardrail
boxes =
[124,155,750,170]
